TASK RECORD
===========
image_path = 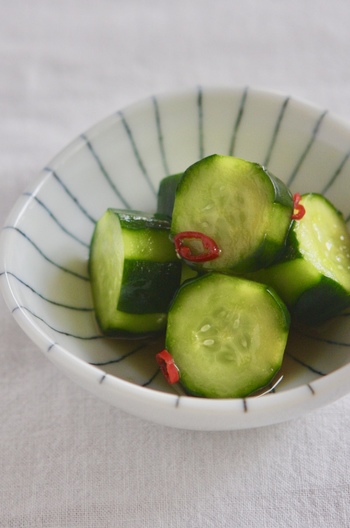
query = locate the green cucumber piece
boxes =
[247,193,350,325]
[157,173,183,218]
[165,273,290,398]
[170,155,293,273]
[89,209,182,336]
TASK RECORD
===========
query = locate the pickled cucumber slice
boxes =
[89,209,182,336]
[170,155,293,273]
[165,273,290,398]
[247,193,350,325]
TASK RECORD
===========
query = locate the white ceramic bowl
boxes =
[1,86,350,430]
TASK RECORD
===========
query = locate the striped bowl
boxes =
[1,86,350,430]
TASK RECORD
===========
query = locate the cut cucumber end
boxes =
[165,273,290,398]
[171,155,293,273]
[293,194,350,292]
[90,209,125,332]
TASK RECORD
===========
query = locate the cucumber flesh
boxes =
[89,209,181,336]
[171,155,293,273]
[165,273,290,398]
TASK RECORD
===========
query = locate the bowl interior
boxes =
[1,86,350,427]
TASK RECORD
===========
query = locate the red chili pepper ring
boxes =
[156,349,180,384]
[292,193,306,220]
[173,231,221,262]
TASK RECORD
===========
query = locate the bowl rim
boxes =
[1,85,350,428]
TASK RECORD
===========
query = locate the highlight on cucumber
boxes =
[89,154,350,398]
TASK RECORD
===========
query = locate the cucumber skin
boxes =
[170,155,293,274]
[117,259,182,314]
[157,173,183,218]
[294,276,350,325]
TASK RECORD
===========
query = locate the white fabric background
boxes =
[1,1,350,526]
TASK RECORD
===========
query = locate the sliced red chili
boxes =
[173,231,220,262]
[292,193,306,220]
[156,349,180,384]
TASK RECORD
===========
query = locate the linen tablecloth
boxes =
[1,1,349,526]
